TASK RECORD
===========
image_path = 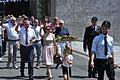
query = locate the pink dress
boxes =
[41,33,55,65]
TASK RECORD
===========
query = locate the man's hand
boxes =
[15,24,19,32]
[90,61,94,68]
[84,49,87,52]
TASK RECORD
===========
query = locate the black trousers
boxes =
[20,44,34,77]
[61,65,71,77]
[88,47,97,77]
[95,58,115,80]
[0,46,2,57]
[2,40,7,55]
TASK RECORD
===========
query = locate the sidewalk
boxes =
[71,41,120,66]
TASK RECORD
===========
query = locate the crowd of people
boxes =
[0,15,73,80]
[0,15,116,80]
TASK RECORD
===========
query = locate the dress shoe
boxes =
[88,73,92,78]
[36,64,40,69]
[13,65,19,69]
[29,76,34,80]
[21,73,25,77]
[55,64,59,69]
[7,63,10,69]
[92,73,97,78]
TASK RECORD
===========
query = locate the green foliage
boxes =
[38,0,49,19]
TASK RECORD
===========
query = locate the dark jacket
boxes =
[83,25,101,51]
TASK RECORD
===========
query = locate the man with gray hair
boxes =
[3,16,19,69]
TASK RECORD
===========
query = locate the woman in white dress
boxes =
[41,26,56,79]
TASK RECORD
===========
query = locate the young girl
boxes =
[62,42,73,80]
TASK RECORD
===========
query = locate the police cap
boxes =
[101,20,111,28]
[91,17,98,21]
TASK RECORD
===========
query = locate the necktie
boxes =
[93,26,95,31]
[25,29,28,45]
[104,35,108,56]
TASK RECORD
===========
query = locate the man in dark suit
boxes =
[83,17,101,78]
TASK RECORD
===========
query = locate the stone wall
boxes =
[56,0,120,45]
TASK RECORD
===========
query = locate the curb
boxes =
[73,50,88,57]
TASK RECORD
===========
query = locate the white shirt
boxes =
[3,22,19,40]
[19,26,37,46]
[92,34,113,59]
[62,54,73,67]
[32,26,41,41]
[0,26,3,35]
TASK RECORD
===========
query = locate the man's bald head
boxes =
[23,19,30,29]
[11,17,17,26]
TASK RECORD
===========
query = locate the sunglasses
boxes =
[46,29,50,30]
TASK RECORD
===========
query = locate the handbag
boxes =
[54,55,62,64]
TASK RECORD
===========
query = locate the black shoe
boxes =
[13,65,19,69]
[7,63,10,69]
[92,73,97,78]
[36,64,40,69]
[55,64,60,69]
[29,76,34,80]
[88,74,92,78]
[21,73,25,77]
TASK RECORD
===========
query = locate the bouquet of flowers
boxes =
[55,36,78,42]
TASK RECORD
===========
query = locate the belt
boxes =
[8,39,19,41]
[96,58,113,61]
[20,44,33,47]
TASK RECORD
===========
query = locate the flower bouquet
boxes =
[55,36,79,42]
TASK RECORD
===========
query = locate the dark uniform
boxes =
[83,17,101,78]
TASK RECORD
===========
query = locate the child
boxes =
[61,42,73,80]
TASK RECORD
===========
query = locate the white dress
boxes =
[42,33,55,65]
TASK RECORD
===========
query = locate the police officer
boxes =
[91,21,115,80]
[83,17,101,78]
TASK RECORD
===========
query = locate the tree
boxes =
[38,0,49,19]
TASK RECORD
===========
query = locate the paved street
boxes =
[0,42,120,80]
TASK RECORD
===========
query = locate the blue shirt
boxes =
[54,27,70,37]
[92,34,113,59]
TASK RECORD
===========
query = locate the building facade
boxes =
[55,0,120,45]
[1,0,120,45]
[29,0,120,45]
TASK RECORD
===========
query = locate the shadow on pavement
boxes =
[0,75,49,80]
[58,75,88,79]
